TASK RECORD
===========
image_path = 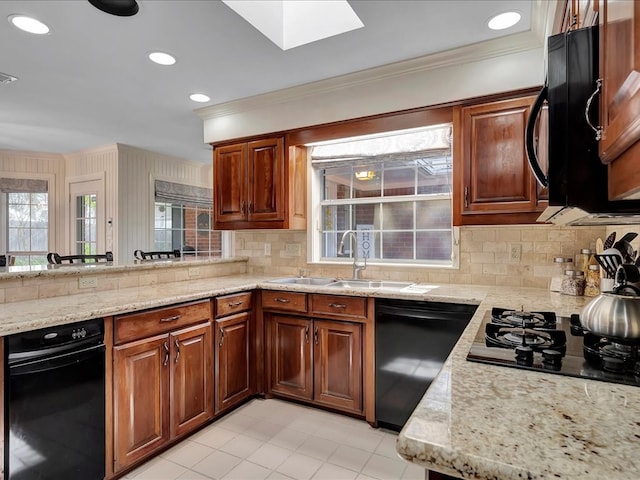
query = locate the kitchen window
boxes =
[154,180,223,257]
[1,177,50,266]
[310,124,456,266]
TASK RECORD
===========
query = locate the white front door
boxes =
[69,179,105,255]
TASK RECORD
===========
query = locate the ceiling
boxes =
[0,0,543,164]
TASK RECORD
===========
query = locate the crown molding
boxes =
[197,1,552,122]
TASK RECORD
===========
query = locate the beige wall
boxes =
[236,225,612,289]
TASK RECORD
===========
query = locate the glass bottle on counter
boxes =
[561,269,585,296]
[584,264,600,297]
[550,257,573,292]
[578,248,594,276]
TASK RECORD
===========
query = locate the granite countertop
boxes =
[2,273,637,478]
[396,288,640,480]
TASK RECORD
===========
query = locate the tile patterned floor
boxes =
[124,398,424,480]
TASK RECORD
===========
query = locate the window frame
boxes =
[308,133,460,269]
[0,173,55,266]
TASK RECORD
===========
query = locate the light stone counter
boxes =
[396,288,640,480]
[2,273,636,479]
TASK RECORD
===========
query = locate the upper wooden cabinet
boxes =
[453,94,547,225]
[598,0,640,199]
[213,136,306,229]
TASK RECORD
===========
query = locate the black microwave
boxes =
[526,26,640,225]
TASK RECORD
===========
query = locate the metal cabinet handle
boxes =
[228,301,243,307]
[174,338,180,364]
[275,298,291,303]
[160,315,180,323]
[248,202,252,215]
[328,303,347,309]
[314,327,318,345]
[585,78,603,141]
[241,200,245,215]
[464,186,469,208]
[305,326,309,343]
[163,341,169,366]
[219,327,225,347]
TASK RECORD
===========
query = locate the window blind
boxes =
[0,178,48,193]
[154,180,212,208]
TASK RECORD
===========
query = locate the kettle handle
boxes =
[525,85,549,188]
[613,263,640,295]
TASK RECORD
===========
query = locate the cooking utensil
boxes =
[594,253,622,278]
[603,232,616,250]
[596,237,604,278]
[581,264,640,339]
[613,234,638,263]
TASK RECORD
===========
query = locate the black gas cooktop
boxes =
[467,307,640,388]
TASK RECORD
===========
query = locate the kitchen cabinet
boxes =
[453,93,547,225]
[214,292,254,413]
[112,300,213,472]
[598,0,640,200]
[213,136,306,229]
[263,291,366,415]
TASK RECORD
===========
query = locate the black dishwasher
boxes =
[375,299,476,431]
[4,318,106,480]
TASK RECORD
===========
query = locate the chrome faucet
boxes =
[338,230,367,279]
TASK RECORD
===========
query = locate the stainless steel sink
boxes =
[327,279,415,290]
[267,277,336,286]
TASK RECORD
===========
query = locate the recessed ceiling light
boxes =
[190,94,210,103]
[148,52,176,66]
[8,15,50,34]
[488,11,521,30]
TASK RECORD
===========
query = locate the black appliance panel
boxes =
[375,299,476,432]
[5,319,106,480]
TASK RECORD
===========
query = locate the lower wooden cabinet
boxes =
[214,291,255,413]
[215,311,252,412]
[267,314,363,414]
[112,301,213,473]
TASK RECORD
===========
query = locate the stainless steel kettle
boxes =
[580,264,640,339]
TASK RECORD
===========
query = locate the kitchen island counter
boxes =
[396,288,640,480]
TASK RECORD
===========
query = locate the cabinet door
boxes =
[458,96,542,223]
[247,138,285,222]
[216,312,252,412]
[170,323,213,438]
[113,334,170,472]
[313,320,362,413]
[599,0,640,199]
[599,0,640,163]
[267,315,313,400]
[214,143,247,224]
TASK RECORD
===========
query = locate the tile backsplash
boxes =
[236,225,611,289]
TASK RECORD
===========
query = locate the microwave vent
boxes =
[0,72,17,85]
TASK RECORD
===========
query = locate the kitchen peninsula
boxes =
[0,259,638,479]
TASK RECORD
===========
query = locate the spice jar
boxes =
[578,248,594,275]
[584,264,600,297]
[550,257,573,292]
[561,269,585,296]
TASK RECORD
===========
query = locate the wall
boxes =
[116,144,213,263]
[199,43,546,143]
[236,225,610,289]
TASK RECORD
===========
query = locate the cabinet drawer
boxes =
[115,300,212,344]
[262,291,307,312]
[310,294,367,320]
[216,292,252,318]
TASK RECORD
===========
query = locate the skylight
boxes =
[221,0,364,51]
